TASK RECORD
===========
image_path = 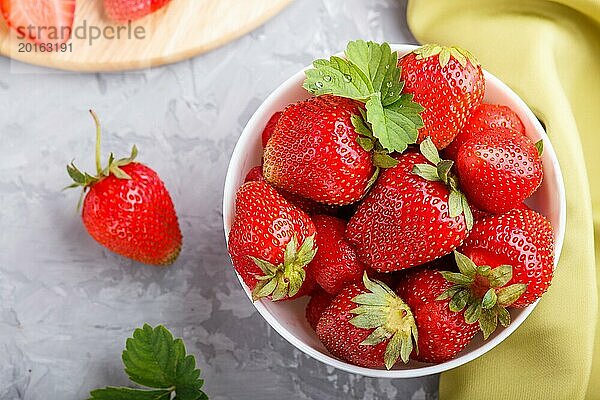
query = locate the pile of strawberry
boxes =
[228,41,554,369]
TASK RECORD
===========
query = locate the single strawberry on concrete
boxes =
[316,273,418,369]
[396,264,480,363]
[66,111,182,266]
[458,208,554,307]
[306,288,334,331]
[227,180,317,301]
[346,139,472,272]
[399,44,485,149]
[262,111,282,148]
[263,95,376,205]
[445,103,525,159]
[1,0,75,44]
[104,0,171,22]
[456,128,543,214]
[309,215,365,294]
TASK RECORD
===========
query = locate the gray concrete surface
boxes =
[0,0,439,398]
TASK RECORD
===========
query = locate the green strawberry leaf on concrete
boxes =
[88,388,173,400]
[304,40,424,157]
[88,324,208,400]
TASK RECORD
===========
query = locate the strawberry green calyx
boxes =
[250,235,317,301]
[350,272,418,369]
[66,111,139,206]
[535,139,544,156]
[412,138,474,229]
[437,251,527,340]
[303,40,425,163]
[414,44,479,68]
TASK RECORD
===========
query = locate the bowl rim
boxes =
[222,43,567,378]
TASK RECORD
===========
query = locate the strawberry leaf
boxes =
[497,306,511,327]
[535,139,544,156]
[372,152,399,168]
[438,252,525,340]
[303,57,372,99]
[453,251,477,278]
[464,300,482,324]
[496,284,528,307]
[88,325,208,400]
[88,388,172,400]
[479,308,498,340]
[481,288,498,309]
[414,44,479,68]
[357,137,375,152]
[304,40,424,156]
[488,265,513,288]
[413,164,441,182]
[344,40,404,106]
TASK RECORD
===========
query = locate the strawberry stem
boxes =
[89,110,103,176]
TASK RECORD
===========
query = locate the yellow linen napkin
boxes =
[406,1,600,398]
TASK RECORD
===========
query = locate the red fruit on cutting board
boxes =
[316,273,418,369]
[309,214,365,294]
[459,208,554,307]
[445,103,525,160]
[456,128,543,214]
[66,111,182,266]
[346,139,472,272]
[263,95,376,206]
[227,180,317,301]
[395,265,480,363]
[399,44,485,149]
[1,0,75,44]
[104,0,171,22]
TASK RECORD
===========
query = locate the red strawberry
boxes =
[306,288,334,331]
[244,166,266,183]
[244,166,339,216]
[1,0,75,44]
[445,103,525,159]
[399,44,485,149]
[263,95,376,205]
[458,208,554,307]
[346,141,471,272]
[67,111,181,266]
[316,273,418,369]
[227,180,317,301]
[262,111,282,148]
[456,128,543,213]
[396,265,479,363]
[309,215,365,294]
[104,0,171,22]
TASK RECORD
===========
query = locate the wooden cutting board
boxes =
[0,0,292,71]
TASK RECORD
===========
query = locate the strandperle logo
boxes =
[14,19,146,46]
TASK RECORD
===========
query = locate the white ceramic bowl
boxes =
[222,44,566,378]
